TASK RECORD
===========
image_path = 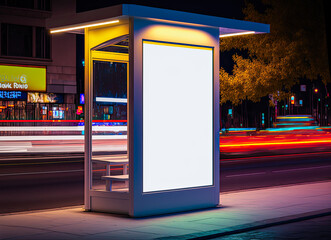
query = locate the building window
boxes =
[36,0,51,11]
[0,0,34,9]
[1,23,33,57]
[1,23,50,59]
[36,27,51,59]
[0,0,51,11]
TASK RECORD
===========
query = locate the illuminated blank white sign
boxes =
[143,41,213,192]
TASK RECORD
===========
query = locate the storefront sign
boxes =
[77,106,83,115]
[27,92,63,103]
[0,64,46,92]
[300,85,306,92]
[80,94,85,104]
[0,91,27,100]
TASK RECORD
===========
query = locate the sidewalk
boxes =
[1,181,331,240]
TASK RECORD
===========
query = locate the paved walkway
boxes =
[1,181,331,240]
[211,214,331,239]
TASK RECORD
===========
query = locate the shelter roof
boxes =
[47,4,269,36]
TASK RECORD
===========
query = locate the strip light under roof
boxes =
[219,31,255,38]
[50,20,119,33]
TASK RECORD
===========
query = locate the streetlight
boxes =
[311,88,318,118]
[313,88,319,124]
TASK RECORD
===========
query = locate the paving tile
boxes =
[81,229,161,240]
[128,224,200,236]
[213,212,260,220]
[6,231,81,240]
[0,215,62,229]
[156,220,226,232]
[0,225,49,239]
[48,221,124,235]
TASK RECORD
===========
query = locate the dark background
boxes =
[76,0,246,19]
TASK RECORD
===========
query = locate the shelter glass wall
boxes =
[84,21,131,214]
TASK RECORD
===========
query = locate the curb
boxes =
[156,208,331,240]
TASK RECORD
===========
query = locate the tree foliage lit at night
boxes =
[220,0,330,105]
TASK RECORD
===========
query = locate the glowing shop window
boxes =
[143,40,213,193]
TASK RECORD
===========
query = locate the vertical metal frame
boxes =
[128,17,135,214]
[84,27,92,210]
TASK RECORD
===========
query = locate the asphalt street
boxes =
[220,151,331,192]
[0,151,331,213]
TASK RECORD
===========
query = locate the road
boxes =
[0,151,331,214]
[221,151,331,192]
[0,154,84,214]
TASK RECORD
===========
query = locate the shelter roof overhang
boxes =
[47,4,270,36]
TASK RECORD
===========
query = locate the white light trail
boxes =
[0,126,127,132]
[0,135,127,141]
[95,97,127,103]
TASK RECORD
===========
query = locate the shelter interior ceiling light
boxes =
[219,31,255,38]
[50,20,119,33]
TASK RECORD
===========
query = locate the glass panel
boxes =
[93,61,127,104]
[1,23,8,55]
[2,24,33,57]
[36,27,45,58]
[91,60,128,192]
[94,36,129,53]
[37,0,51,11]
[35,27,51,59]
[1,0,34,9]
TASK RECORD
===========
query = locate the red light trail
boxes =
[220,132,331,153]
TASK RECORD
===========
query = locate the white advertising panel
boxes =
[143,40,213,192]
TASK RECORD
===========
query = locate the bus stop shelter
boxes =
[48,4,269,217]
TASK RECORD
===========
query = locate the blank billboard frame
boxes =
[142,40,214,193]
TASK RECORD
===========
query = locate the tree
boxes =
[220,0,330,105]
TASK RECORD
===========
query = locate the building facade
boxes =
[0,0,77,121]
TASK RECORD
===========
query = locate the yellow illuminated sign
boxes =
[0,64,46,92]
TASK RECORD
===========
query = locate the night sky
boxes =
[76,0,246,19]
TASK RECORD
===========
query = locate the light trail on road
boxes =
[0,169,84,177]
[220,132,331,156]
[0,122,330,155]
[221,139,331,147]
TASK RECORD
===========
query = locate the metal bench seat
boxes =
[102,175,129,181]
[102,174,129,191]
